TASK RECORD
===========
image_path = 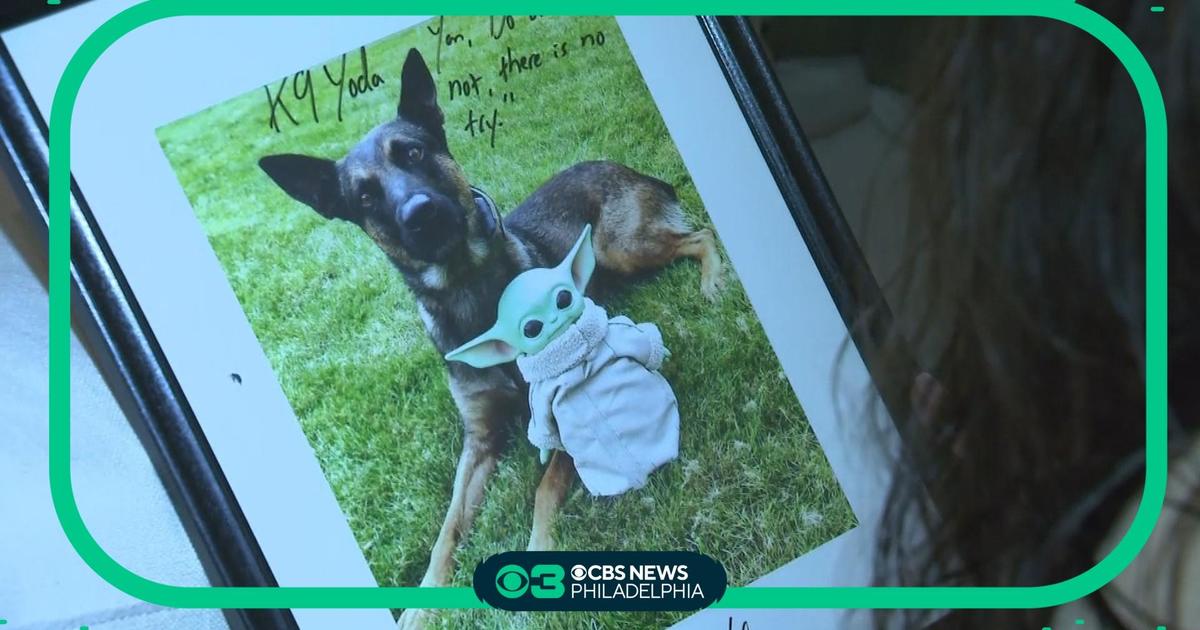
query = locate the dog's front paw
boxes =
[397,607,432,630]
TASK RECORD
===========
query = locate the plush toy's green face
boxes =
[445,225,595,368]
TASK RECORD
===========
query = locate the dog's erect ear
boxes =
[398,48,444,131]
[559,224,596,292]
[444,325,519,369]
[258,154,354,222]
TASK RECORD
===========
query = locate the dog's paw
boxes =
[700,265,726,302]
[397,607,432,630]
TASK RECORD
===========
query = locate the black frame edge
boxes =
[699,16,918,425]
[0,0,83,32]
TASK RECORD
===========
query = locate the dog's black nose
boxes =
[398,193,433,230]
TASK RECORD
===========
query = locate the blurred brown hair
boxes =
[868,2,1198,627]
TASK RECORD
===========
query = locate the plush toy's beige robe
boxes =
[517,298,679,496]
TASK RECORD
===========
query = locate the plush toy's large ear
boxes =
[398,48,444,134]
[560,224,596,292]
[445,325,519,369]
[259,154,355,222]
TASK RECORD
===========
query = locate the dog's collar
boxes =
[470,186,504,237]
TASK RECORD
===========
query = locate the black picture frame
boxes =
[701,17,916,420]
[0,0,70,32]
[0,10,914,629]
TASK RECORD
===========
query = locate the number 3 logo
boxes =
[531,564,565,599]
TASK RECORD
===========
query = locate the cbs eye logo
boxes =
[495,565,530,598]
[495,564,565,599]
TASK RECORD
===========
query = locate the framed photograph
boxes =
[1,4,912,629]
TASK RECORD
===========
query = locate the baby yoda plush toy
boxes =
[445,225,680,496]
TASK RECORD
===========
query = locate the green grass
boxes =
[157,16,854,628]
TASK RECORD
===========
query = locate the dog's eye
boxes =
[390,140,425,166]
[523,320,543,339]
[359,191,373,208]
[556,290,573,309]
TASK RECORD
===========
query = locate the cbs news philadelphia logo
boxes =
[475,551,727,611]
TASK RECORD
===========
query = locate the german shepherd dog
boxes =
[259,48,721,627]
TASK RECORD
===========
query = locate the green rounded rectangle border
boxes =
[47,0,1167,612]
